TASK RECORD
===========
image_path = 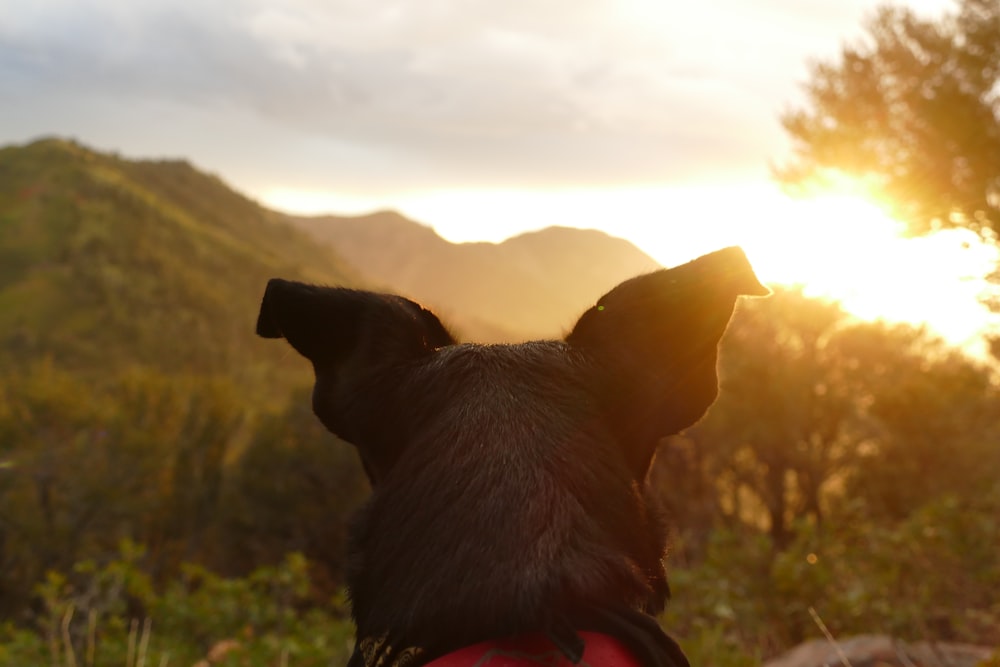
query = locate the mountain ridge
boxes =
[1,135,662,384]
[0,137,360,391]
[286,211,661,341]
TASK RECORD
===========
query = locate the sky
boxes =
[2,0,997,349]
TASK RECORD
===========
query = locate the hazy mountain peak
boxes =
[288,212,660,342]
[2,136,664,358]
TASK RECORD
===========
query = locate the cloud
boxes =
[0,0,953,193]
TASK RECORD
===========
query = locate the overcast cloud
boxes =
[0,0,957,196]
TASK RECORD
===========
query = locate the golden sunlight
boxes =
[262,179,998,352]
[403,180,999,351]
[677,183,1000,351]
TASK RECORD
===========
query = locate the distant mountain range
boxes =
[288,212,660,341]
[0,138,660,385]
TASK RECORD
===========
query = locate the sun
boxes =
[260,176,997,351]
[737,188,909,295]
[725,182,998,349]
[610,177,997,350]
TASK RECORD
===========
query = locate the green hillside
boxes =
[0,138,360,390]
[0,138,372,621]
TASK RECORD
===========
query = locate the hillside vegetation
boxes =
[1,138,998,667]
[0,138,360,393]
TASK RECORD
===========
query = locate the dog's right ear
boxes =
[256,279,456,480]
[566,246,768,480]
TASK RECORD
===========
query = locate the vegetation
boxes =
[767,1,1000,656]
[1,134,998,665]
[779,0,1000,239]
[0,138,359,394]
[0,363,367,616]
[0,138,370,664]
[3,294,997,665]
[657,290,1000,663]
[0,545,354,667]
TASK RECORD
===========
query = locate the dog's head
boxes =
[256,245,768,665]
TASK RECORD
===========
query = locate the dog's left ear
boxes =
[256,279,454,367]
[566,246,769,479]
[256,279,456,481]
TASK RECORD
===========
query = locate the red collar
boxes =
[424,631,643,666]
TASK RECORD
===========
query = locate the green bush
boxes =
[662,491,1000,663]
[0,543,354,667]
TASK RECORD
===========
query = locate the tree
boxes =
[779,0,1000,238]
[657,290,1000,650]
[675,289,878,548]
[221,387,369,588]
[836,325,1000,520]
[657,287,1000,551]
[0,364,248,613]
[0,361,112,613]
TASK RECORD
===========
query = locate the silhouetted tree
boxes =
[779,0,1000,238]
[660,288,1000,552]
[834,324,1000,519]
[682,290,879,548]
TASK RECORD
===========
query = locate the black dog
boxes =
[256,246,768,667]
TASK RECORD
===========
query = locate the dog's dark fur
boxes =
[256,246,768,667]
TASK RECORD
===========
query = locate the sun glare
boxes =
[702,184,1000,351]
[261,179,998,352]
[402,180,999,351]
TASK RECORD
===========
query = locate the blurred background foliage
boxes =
[3,0,1000,663]
[657,290,1000,664]
[1,289,997,666]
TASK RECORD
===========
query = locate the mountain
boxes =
[0,137,360,390]
[287,211,661,341]
[0,136,660,393]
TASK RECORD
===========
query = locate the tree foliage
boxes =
[221,387,369,586]
[779,0,1000,238]
[3,290,999,662]
[0,138,359,396]
[0,364,369,618]
[2,138,998,662]
[0,365,232,612]
[654,289,1000,657]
